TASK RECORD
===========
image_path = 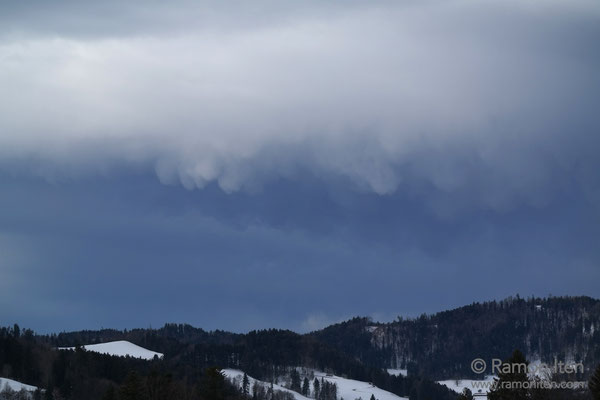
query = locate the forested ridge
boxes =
[314,296,600,378]
[2,296,599,400]
[0,325,455,400]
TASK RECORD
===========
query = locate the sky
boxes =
[1,0,599,334]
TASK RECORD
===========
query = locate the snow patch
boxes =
[314,371,408,400]
[0,377,39,392]
[386,369,407,377]
[437,377,495,399]
[59,340,163,360]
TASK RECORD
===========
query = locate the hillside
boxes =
[0,377,39,392]
[58,340,164,360]
[313,296,600,379]
[224,368,409,400]
[0,325,455,400]
[1,296,598,400]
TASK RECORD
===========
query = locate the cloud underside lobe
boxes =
[1,0,599,212]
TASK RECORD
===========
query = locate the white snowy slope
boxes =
[59,340,163,360]
[314,371,408,400]
[223,369,408,400]
[0,377,39,392]
[222,369,311,400]
[437,376,496,398]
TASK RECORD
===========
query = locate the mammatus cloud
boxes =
[1,0,599,212]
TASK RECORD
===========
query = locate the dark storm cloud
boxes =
[1,171,598,333]
[0,0,599,332]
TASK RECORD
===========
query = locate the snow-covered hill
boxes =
[59,340,163,360]
[223,368,408,400]
[0,377,39,392]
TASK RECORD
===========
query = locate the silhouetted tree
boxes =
[200,367,226,400]
[488,350,529,400]
[457,388,474,400]
[302,378,310,397]
[243,373,250,397]
[120,371,145,400]
[290,370,301,393]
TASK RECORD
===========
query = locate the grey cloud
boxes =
[0,1,373,39]
[1,0,599,215]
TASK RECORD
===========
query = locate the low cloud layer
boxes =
[1,0,599,212]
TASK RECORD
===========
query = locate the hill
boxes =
[312,296,600,379]
[1,295,598,400]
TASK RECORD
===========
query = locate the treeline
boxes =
[228,371,339,400]
[103,367,244,400]
[313,296,600,379]
[164,329,456,400]
[1,324,456,400]
[0,325,244,400]
[0,326,42,386]
[44,324,240,356]
[2,295,599,400]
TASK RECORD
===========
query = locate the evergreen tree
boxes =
[290,370,301,393]
[13,324,20,338]
[370,394,376,400]
[33,389,43,400]
[457,388,474,400]
[488,349,529,400]
[302,378,310,397]
[243,372,250,397]
[590,364,600,400]
[146,371,174,400]
[119,371,145,400]
[200,367,226,400]
[268,382,274,400]
[313,378,320,400]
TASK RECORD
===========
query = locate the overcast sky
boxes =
[1,0,599,333]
